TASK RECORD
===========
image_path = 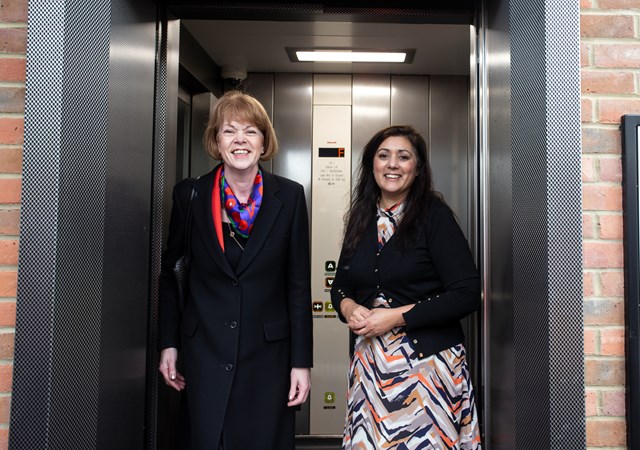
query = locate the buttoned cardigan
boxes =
[330,198,480,359]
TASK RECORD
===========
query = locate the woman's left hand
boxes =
[288,367,311,407]
[350,305,413,338]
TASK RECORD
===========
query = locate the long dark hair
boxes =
[341,125,439,256]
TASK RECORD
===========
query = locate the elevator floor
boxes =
[295,437,341,449]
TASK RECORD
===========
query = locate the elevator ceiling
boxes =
[182,20,472,76]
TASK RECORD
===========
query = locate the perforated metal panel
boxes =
[146,17,169,450]
[11,1,110,449]
[509,0,584,448]
[11,1,158,449]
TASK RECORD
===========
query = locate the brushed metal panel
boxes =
[189,91,216,177]
[271,73,314,433]
[244,73,275,173]
[351,74,391,182]
[244,72,274,117]
[98,0,157,448]
[151,17,182,450]
[390,75,429,139]
[273,74,313,219]
[429,75,469,235]
[429,75,478,402]
[314,74,352,105]
[481,0,516,446]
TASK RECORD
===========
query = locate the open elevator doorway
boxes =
[156,3,480,449]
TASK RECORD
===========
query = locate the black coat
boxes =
[330,198,480,358]
[159,165,313,450]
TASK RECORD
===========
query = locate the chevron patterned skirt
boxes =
[342,298,482,450]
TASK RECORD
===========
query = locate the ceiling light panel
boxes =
[287,48,415,64]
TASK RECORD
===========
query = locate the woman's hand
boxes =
[159,347,186,391]
[288,367,310,407]
[350,305,414,338]
[341,298,372,326]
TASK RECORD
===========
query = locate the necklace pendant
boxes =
[229,231,235,238]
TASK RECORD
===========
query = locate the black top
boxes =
[223,222,247,271]
[330,197,480,358]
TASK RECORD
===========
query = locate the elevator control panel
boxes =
[309,77,352,434]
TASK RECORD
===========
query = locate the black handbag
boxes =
[172,185,196,313]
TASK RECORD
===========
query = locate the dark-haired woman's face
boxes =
[372,136,418,207]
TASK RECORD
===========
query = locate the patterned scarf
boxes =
[376,201,405,249]
[221,168,263,238]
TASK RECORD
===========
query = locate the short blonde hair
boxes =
[204,90,279,161]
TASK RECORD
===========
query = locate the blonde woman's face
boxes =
[216,118,264,174]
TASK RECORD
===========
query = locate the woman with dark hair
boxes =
[158,90,312,450]
[331,125,482,449]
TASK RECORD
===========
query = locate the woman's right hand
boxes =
[340,298,371,327]
[159,347,186,391]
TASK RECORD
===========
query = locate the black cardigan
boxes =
[330,198,480,359]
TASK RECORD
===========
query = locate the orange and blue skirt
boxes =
[342,298,482,449]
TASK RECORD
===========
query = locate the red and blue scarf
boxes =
[221,168,263,239]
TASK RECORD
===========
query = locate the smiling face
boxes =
[216,118,264,175]
[372,136,418,207]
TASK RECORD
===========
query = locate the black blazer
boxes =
[330,198,480,359]
[159,165,312,450]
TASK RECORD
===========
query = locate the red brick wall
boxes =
[0,1,636,448]
[581,0,639,448]
[0,0,26,447]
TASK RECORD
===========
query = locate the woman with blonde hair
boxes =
[159,90,313,449]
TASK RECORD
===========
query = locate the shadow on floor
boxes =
[295,436,341,450]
